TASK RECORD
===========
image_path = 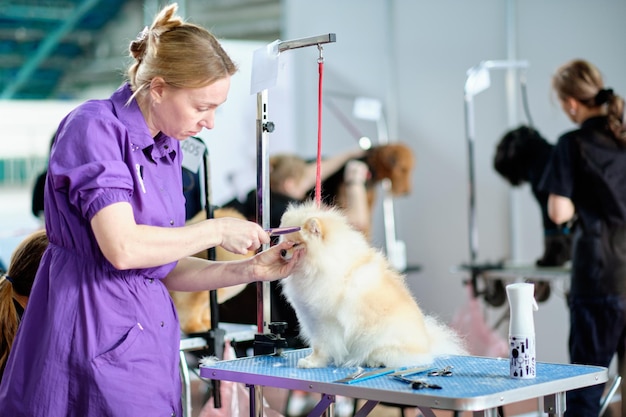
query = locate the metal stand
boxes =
[252,33,336,355]
[179,136,225,416]
[463,60,529,297]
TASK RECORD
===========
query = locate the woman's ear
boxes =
[567,97,580,113]
[150,77,167,103]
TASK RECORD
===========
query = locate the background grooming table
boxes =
[479,265,571,283]
[200,348,607,417]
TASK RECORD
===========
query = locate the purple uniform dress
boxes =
[0,83,186,416]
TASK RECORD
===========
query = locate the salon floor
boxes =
[188,375,621,417]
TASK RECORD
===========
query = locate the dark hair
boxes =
[552,59,626,143]
[127,3,238,102]
[494,125,551,186]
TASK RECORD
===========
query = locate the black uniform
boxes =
[539,116,626,417]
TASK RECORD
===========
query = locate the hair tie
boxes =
[136,26,150,42]
[3,274,13,284]
[595,88,614,106]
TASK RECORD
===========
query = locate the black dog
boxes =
[492,125,575,304]
[494,125,572,268]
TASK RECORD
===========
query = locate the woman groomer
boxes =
[0,4,303,416]
[540,59,626,417]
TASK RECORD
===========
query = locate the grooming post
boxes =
[250,34,336,356]
[352,97,406,272]
[463,60,529,296]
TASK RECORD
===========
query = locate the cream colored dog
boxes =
[279,201,466,368]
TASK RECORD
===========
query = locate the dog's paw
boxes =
[199,356,220,366]
[297,355,327,369]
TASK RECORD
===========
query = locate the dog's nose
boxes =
[281,249,294,261]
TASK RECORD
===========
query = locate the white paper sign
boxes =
[181,136,206,174]
[250,40,281,94]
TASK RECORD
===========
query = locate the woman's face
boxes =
[150,76,231,140]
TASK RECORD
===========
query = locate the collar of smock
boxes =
[581,115,609,131]
[110,83,177,162]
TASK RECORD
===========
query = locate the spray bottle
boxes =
[506,282,539,378]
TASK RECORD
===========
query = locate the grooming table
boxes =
[200,348,607,417]
[479,265,570,283]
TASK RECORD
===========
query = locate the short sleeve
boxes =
[538,134,575,199]
[49,103,134,221]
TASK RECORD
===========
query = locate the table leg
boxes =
[544,391,566,416]
[179,350,192,417]
[247,384,264,417]
[305,394,336,417]
[416,406,437,417]
[473,408,499,417]
[353,400,380,417]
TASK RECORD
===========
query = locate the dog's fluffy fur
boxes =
[169,207,253,334]
[279,201,465,368]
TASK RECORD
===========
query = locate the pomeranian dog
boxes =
[278,201,466,368]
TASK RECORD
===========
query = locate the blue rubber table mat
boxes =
[200,348,607,411]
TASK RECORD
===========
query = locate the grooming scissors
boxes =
[427,365,453,376]
[392,375,442,390]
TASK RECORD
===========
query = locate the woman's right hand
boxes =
[212,217,270,255]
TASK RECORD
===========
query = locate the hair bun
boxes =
[129,26,150,61]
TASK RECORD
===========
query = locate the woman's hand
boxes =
[213,217,270,255]
[548,194,575,225]
[250,240,305,281]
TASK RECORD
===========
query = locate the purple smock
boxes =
[0,83,186,416]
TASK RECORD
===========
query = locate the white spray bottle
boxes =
[506,282,539,378]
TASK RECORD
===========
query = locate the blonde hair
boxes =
[127,3,238,101]
[552,59,626,143]
[0,229,48,380]
[269,154,308,190]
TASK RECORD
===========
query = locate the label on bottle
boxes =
[509,334,536,378]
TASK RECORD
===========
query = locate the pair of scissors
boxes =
[392,375,442,390]
[427,365,453,376]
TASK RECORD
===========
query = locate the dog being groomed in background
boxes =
[493,125,575,305]
[312,142,415,240]
[494,125,573,268]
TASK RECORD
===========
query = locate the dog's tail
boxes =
[424,315,468,356]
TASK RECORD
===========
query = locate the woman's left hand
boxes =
[251,241,304,281]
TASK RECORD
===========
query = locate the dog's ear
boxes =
[304,217,323,238]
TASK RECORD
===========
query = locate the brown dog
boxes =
[316,142,415,238]
[169,207,254,334]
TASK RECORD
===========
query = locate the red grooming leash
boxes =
[315,45,324,208]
